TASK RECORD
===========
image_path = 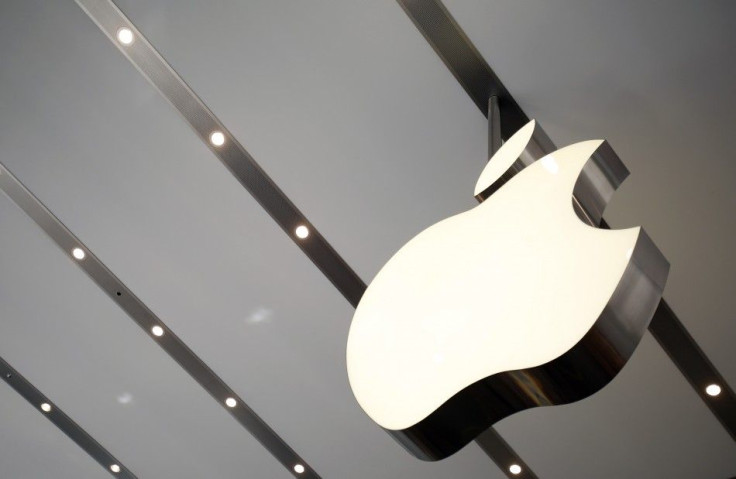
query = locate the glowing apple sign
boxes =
[346,120,669,461]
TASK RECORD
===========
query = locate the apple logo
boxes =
[346,120,669,461]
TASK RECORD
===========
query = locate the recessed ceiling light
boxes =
[706,383,722,397]
[210,131,225,147]
[116,27,134,45]
[293,464,305,474]
[40,403,52,413]
[110,464,121,473]
[225,397,237,408]
[151,326,164,337]
[295,225,309,239]
[72,248,86,260]
[509,464,522,475]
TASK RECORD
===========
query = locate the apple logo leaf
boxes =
[474,119,536,198]
[347,120,669,461]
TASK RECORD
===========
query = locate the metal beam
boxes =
[476,429,539,479]
[649,300,736,440]
[0,355,137,478]
[394,0,529,139]
[75,0,366,308]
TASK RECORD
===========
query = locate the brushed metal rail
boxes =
[648,300,736,439]
[476,429,538,479]
[488,96,501,159]
[0,355,137,478]
[395,0,529,140]
[75,0,366,308]
[395,0,736,445]
[0,164,320,479]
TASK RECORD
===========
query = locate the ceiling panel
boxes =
[1,0,734,478]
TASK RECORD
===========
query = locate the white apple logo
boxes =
[346,120,669,460]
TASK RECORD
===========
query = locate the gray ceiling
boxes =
[0,0,734,478]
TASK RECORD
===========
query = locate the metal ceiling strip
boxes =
[476,429,539,479]
[74,0,366,309]
[487,96,502,159]
[649,301,736,440]
[71,0,535,475]
[394,0,530,140]
[0,165,320,479]
[0,355,137,478]
[394,0,736,444]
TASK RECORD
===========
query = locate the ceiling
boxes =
[1,0,735,478]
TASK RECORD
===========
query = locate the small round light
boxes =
[72,248,86,260]
[40,403,52,413]
[509,464,522,475]
[295,225,309,239]
[706,384,722,397]
[116,27,134,45]
[110,464,121,473]
[151,326,164,337]
[225,397,237,408]
[210,131,225,147]
[294,464,305,474]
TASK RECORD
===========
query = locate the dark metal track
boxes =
[75,0,366,308]
[395,0,736,445]
[394,0,529,140]
[0,355,137,478]
[476,429,539,479]
[649,301,736,440]
[0,164,319,479]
